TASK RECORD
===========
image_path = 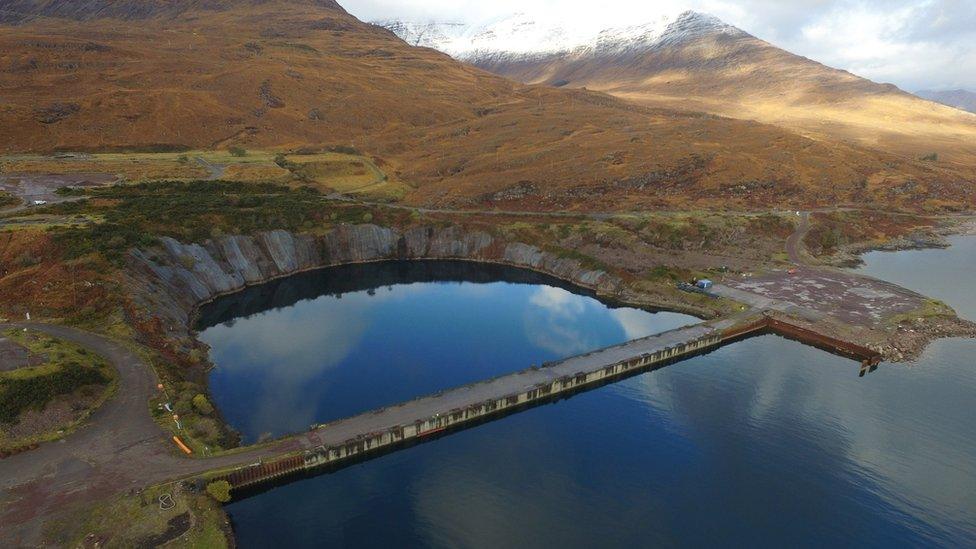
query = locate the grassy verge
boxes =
[803,210,938,257]
[0,150,411,202]
[0,329,117,451]
[277,150,411,201]
[44,481,231,548]
[884,298,956,328]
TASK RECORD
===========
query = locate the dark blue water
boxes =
[198,262,695,443]
[858,234,976,321]
[201,247,976,547]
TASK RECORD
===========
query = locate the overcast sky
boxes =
[342,0,976,91]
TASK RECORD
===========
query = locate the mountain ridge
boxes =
[376,11,744,61]
[0,0,973,211]
[381,11,976,165]
[916,89,976,114]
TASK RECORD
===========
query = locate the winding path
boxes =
[786,211,811,265]
[3,319,732,545]
[0,323,167,544]
[0,323,283,546]
[195,156,226,180]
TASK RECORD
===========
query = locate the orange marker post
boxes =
[173,436,193,455]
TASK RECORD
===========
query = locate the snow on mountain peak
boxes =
[377,10,746,61]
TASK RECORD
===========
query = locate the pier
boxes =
[214,313,882,493]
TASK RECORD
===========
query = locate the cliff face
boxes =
[125,224,623,343]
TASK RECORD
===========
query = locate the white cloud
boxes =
[199,291,378,438]
[528,285,586,317]
[524,286,596,355]
[610,307,691,340]
[343,0,976,90]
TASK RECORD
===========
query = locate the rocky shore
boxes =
[820,217,976,268]
[123,224,631,350]
[879,315,976,363]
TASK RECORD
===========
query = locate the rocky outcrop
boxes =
[125,224,624,343]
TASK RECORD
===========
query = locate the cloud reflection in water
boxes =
[200,275,694,443]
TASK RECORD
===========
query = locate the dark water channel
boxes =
[199,247,976,547]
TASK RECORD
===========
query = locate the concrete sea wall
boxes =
[217,326,728,493]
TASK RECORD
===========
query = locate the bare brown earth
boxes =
[0,1,973,211]
[474,14,976,169]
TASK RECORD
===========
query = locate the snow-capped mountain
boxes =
[377,11,745,63]
[378,9,976,166]
[378,20,468,51]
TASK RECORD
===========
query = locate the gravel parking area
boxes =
[721,266,925,326]
[0,173,115,210]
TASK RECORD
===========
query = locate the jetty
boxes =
[215,314,881,492]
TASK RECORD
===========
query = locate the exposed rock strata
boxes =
[125,224,624,344]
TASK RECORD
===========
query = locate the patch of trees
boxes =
[0,363,108,423]
[49,180,377,264]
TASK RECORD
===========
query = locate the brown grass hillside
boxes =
[0,0,973,211]
[473,15,976,169]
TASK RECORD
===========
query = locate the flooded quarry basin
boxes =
[197,261,696,443]
[198,244,976,547]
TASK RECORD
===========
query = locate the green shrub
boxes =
[190,417,221,445]
[52,180,332,263]
[206,480,232,503]
[192,394,214,415]
[0,362,109,423]
[228,146,247,157]
[0,191,18,207]
[327,145,362,156]
[646,265,678,280]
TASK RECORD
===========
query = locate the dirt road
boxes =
[786,211,811,265]
[0,324,357,545]
[0,323,170,544]
[195,157,226,180]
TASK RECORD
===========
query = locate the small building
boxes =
[696,279,714,290]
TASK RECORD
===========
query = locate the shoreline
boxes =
[815,215,976,268]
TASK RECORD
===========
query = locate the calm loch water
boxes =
[200,242,976,547]
[198,262,694,443]
[857,234,976,321]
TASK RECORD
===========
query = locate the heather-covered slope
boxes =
[0,0,345,23]
[1,1,973,211]
[384,11,976,167]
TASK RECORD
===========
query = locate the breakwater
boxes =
[210,312,881,495]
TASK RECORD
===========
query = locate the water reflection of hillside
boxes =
[196,260,635,329]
